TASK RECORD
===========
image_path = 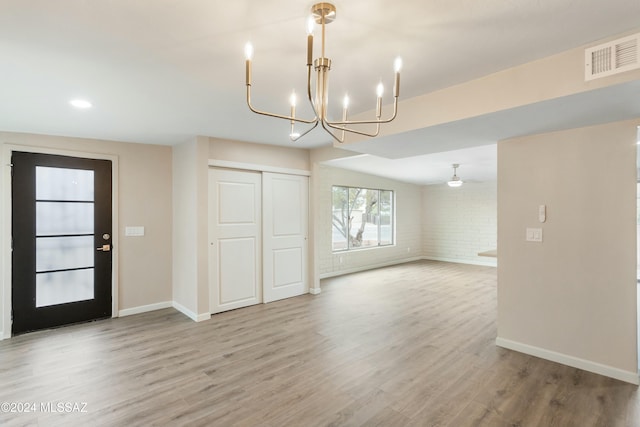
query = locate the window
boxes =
[332,186,394,251]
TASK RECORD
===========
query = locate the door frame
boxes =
[1,143,119,339]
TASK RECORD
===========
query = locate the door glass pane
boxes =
[36,236,94,272]
[36,166,94,201]
[36,202,94,236]
[36,269,94,307]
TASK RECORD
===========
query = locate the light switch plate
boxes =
[538,205,546,223]
[125,226,145,237]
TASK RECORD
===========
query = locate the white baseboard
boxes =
[195,313,210,322]
[118,301,172,317]
[423,256,497,267]
[319,257,423,279]
[496,337,639,385]
[172,301,210,322]
[309,287,322,295]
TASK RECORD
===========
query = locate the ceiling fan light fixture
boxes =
[447,178,463,187]
[69,99,92,109]
[447,163,464,187]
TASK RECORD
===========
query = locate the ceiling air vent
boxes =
[585,33,640,81]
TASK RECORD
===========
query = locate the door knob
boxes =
[96,244,111,251]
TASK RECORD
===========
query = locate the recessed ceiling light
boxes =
[69,99,92,109]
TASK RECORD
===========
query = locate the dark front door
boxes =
[11,151,113,335]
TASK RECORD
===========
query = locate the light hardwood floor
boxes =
[1,260,639,426]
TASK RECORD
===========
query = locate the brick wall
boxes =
[422,181,497,266]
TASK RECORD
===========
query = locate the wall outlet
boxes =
[526,227,543,242]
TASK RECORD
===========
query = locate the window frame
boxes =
[331,185,395,252]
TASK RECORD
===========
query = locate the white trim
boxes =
[172,301,210,322]
[118,301,172,317]
[422,256,497,268]
[1,147,11,340]
[1,143,119,340]
[208,159,310,177]
[319,257,423,279]
[309,287,322,295]
[111,158,120,317]
[496,337,640,385]
[195,313,210,322]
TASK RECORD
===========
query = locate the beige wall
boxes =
[0,132,173,334]
[209,138,310,171]
[172,140,198,315]
[316,165,423,277]
[172,137,209,320]
[497,119,638,381]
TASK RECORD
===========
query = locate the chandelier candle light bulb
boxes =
[376,82,384,118]
[244,42,253,61]
[290,90,297,119]
[244,2,402,143]
[394,57,402,97]
[244,42,253,86]
[307,17,314,65]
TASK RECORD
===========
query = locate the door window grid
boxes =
[34,166,95,307]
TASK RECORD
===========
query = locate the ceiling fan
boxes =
[447,164,464,187]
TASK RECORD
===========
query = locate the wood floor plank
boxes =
[0,260,638,426]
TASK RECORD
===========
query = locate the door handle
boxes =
[96,244,111,252]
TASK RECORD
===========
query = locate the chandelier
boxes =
[244,2,402,143]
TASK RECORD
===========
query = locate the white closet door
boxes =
[209,168,262,314]
[262,173,309,303]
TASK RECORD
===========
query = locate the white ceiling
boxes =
[325,144,497,185]
[1,0,639,183]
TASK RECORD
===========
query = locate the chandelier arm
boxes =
[319,119,346,143]
[324,120,381,138]
[247,86,317,124]
[327,98,399,126]
[305,65,320,118]
[290,121,320,142]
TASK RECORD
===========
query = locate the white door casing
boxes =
[209,168,262,314]
[262,173,309,303]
